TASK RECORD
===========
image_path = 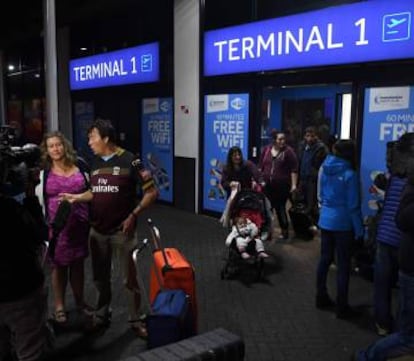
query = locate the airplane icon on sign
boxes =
[387,17,407,29]
[382,12,411,42]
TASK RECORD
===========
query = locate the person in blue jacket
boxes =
[373,134,414,336]
[315,139,364,319]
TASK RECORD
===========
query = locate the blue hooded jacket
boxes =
[317,155,364,237]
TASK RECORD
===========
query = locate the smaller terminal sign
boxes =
[70,42,159,90]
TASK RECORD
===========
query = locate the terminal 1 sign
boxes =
[70,42,159,90]
[204,0,414,76]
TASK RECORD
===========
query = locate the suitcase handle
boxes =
[131,239,153,313]
[132,238,150,260]
[147,218,172,273]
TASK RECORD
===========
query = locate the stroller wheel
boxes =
[256,258,265,280]
[221,264,230,280]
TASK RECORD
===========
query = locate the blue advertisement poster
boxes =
[360,86,414,218]
[73,101,94,162]
[141,98,173,202]
[203,94,249,212]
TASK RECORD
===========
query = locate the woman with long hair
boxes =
[36,131,90,323]
[259,130,298,240]
[221,146,263,195]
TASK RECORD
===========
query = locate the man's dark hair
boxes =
[304,126,317,135]
[88,118,117,144]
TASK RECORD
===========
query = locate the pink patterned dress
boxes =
[46,171,89,267]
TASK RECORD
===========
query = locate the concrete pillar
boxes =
[0,51,6,125]
[174,0,200,212]
[43,0,59,132]
[57,27,72,140]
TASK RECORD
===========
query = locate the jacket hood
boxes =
[322,155,351,175]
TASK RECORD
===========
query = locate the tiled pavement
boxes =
[44,204,393,361]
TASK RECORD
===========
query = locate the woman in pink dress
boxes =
[36,131,90,323]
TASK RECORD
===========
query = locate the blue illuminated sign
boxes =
[70,42,159,90]
[204,0,414,76]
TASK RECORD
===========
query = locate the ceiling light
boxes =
[8,65,15,71]
[80,47,88,51]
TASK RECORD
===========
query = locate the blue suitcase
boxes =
[146,288,193,349]
[132,240,194,349]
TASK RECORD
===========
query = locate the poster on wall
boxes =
[73,101,94,161]
[360,86,414,218]
[203,93,249,212]
[141,97,173,202]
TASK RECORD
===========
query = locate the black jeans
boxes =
[317,229,353,308]
[265,181,290,231]
[299,177,319,224]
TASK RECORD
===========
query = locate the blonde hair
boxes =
[39,131,77,169]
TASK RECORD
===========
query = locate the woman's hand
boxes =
[290,184,297,193]
[230,181,240,190]
[59,193,80,203]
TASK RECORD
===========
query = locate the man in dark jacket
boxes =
[0,163,49,361]
[297,126,328,225]
[355,175,414,360]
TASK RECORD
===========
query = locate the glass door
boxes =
[261,84,352,153]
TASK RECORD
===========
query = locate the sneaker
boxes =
[240,252,250,259]
[316,295,335,309]
[258,251,269,258]
[375,323,390,337]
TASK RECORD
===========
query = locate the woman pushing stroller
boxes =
[221,146,264,194]
[221,146,271,257]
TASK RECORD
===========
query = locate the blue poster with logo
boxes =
[73,101,94,162]
[203,94,249,212]
[360,86,414,218]
[141,98,173,202]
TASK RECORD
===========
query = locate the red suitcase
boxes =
[147,219,198,333]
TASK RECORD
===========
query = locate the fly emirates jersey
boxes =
[90,148,154,234]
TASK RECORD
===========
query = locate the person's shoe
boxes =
[77,303,95,317]
[336,305,361,319]
[241,252,250,260]
[52,309,67,324]
[129,320,148,339]
[85,311,111,333]
[315,295,335,309]
[309,225,318,236]
[375,323,390,337]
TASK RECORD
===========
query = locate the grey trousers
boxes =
[89,227,142,322]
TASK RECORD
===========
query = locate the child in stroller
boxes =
[225,216,269,259]
[221,189,272,280]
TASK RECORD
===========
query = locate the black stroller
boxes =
[220,189,272,281]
